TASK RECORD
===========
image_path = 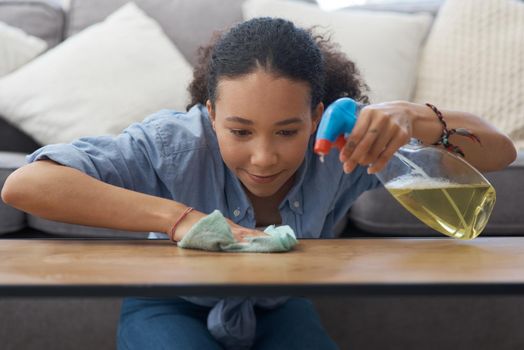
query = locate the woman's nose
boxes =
[250,141,278,168]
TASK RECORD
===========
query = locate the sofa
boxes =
[1,0,523,349]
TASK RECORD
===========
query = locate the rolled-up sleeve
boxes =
[27,112,171,196]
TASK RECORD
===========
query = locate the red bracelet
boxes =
[169,207,194,242]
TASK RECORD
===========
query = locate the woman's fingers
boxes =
[368,128,410,174]
[340,104,412,173]
[340,109,370,162]
[347,121,385,164]
[342,118,387,173]
[231,226,268,242]
[363,123,400,165]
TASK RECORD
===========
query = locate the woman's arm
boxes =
[339,101,517,174]
[1,160,262,241]
[1,160,201,239]
[408,102,517,172]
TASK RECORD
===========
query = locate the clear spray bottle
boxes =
[314,97,496,240]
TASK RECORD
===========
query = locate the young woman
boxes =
[2,17,516,350]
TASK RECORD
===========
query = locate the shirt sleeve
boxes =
[27,111,174,196]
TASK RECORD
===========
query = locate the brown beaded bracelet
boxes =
[425,103,481,157]
[169,207,194,242]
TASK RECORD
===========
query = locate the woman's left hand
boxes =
[339,101,414,174]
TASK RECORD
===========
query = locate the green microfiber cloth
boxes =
[178,210,297,252]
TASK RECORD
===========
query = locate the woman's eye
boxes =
[230,129,251,137]
[277,130,298,137]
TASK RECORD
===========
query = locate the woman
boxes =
[2,17,516,349]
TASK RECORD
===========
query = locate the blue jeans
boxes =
[117,297,339,350]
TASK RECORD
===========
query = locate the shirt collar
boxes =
[225,136,315,219]
[223,157,307,220]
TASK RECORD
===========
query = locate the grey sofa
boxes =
[1,0,524,349]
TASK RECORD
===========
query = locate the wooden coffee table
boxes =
[1,237,524,297]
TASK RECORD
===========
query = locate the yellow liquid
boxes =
[386,178,496,240]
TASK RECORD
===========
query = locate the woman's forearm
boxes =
[1,160,204,236]
[409,103,517,172]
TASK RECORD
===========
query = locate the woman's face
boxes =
[207,69,323,199]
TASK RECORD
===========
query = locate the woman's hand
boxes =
[340,101,414,174]
[169,208,269,243]
[229,221,270,243]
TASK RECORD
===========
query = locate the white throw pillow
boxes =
[0,21,47,77]
[413,0,524,149]
[0,2,193,145]
[242,0,433,103]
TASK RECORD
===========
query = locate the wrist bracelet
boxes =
[426,103,481,157]
[169,207,194,242]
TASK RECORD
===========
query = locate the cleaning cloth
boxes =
[177,209,297,252]
[177,210,297,349]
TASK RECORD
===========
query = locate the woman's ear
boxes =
[311,102,324,135]
[206,100,216,130]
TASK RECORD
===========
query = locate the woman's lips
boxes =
[245,171,282,184]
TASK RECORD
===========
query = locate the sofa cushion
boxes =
[0,152,27,234]
[67,0,245,65]
[0,0,65,49]
[348,151,524,237]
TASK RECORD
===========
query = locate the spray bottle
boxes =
[314,97,496,239]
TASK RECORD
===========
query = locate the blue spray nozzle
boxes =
[314,97,359,155]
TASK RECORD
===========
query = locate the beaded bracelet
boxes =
[169,207,194,242]
[425,103,481,157]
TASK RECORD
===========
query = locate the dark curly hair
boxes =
[187,17,369,111]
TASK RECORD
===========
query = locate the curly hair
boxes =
[187,17,369,111]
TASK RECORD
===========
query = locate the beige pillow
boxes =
[0,3,193,145]
[243,0,433,103]
[414,0,524,149]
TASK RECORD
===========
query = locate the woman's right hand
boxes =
[229,221,269,243]
[170,208,268,243]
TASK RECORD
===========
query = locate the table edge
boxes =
[2,283,524,298]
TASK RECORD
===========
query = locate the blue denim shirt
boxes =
[28,104,381,237]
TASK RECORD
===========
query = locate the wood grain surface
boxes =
[2,238,524,289]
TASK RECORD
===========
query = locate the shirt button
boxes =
[293,201,300,208]
[233,209,241,217]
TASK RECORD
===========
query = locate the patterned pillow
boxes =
[414,0,524,149]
